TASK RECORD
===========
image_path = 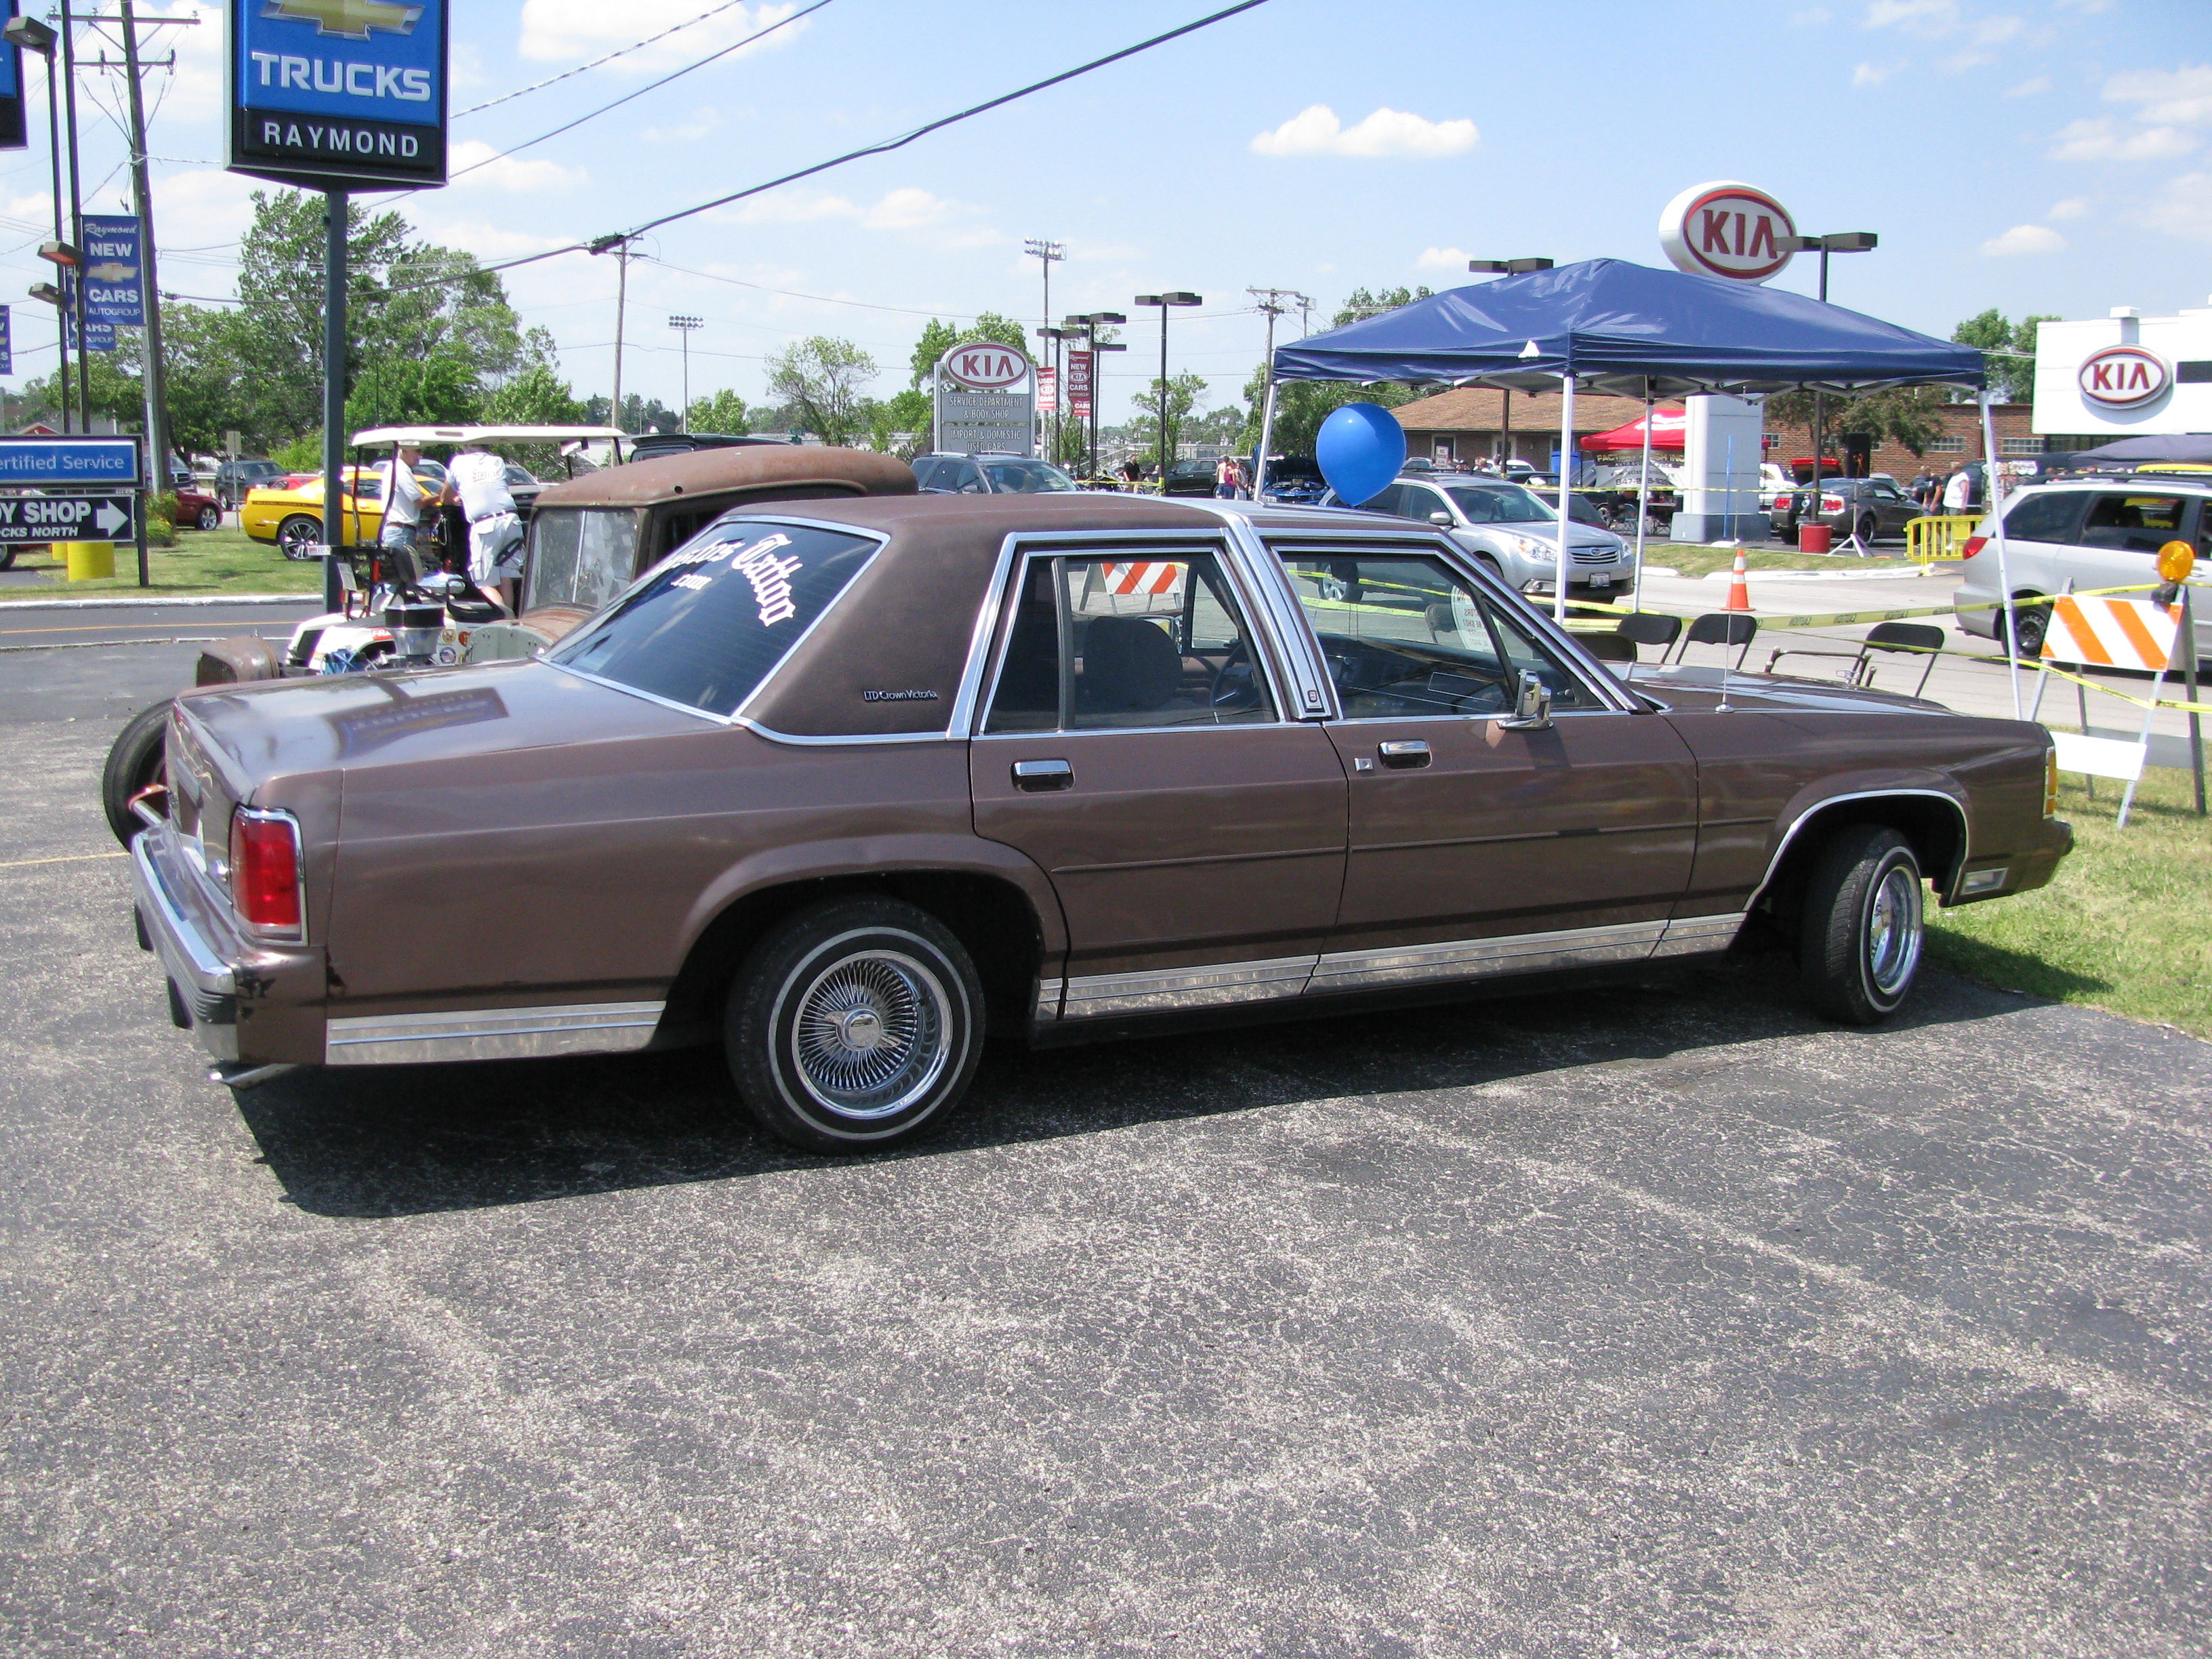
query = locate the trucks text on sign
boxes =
[228,0,449,190]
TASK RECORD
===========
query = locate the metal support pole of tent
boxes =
[1499,390,1511,468]
[1978,391,2020,718]
[1253,379,1277,505]
[1723,432,1735,544]
[321,189,346,615]
[1629,380,1652,613]
[1553,373,1575,621]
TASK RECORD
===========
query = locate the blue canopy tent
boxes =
[1253,259,2023,705]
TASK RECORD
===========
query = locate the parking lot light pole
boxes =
[1780,232,1877,545]
[668,315,701,430]
[5,18,65,431]
[1134,293,1199,487]
[1066,312,1124,478]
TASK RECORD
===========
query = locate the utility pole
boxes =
[1246,287,1309,500]
[668,314,701,428]
[58,0,89,432]
[590,234,638,431]
[1024,238,1062,459]
[118,0,167,564]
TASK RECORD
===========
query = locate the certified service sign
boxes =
[1659,181,1797,283]
[228,0,449,190]
[2077,346,2170,409]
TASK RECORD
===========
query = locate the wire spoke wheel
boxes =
[788,948,951,1120]
[1865,864,1923,998]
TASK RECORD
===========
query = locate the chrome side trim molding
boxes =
[1309,919,1664,993]
[325,1000,666,1067]
[1061,954,1317,1019]
[1650,912,1748,958]
[1034,977,1065,1023]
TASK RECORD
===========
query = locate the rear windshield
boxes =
[548,523,877,718]
[529,508,638,613]
[982,459,1078,493]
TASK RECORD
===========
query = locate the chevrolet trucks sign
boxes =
[228,0,448,190]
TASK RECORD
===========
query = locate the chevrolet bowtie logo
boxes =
[263,0,423,41]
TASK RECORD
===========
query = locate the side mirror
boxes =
[1430,510,1454,527]
[1498,670,1553,731]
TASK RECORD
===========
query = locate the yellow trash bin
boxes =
[59,539,116,581]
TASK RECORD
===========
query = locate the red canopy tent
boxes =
[1580,405,1686,451]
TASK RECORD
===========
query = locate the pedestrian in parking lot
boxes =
[445,447,525,615]
[377,441,432,575]
[1910,468,1938,512]
[1942,465,1972,516]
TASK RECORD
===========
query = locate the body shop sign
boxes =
[933,344,1036,457]
[2078,346,2169,409]
[1658,181,1796,283]
[228,0,448,190]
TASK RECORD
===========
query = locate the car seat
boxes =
[1079,615,1183,718]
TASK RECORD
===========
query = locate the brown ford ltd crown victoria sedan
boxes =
[130,491,2071,1151]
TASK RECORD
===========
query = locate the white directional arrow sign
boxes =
[93,499,129,537]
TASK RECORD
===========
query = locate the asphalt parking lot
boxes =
[4,638,2209,1657]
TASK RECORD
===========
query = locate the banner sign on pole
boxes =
[1067,349,1093,419]
[0,3,24,152]
[227,0,450,190]
[64,308,117,353]
[0,435,141,485]
[79,215,145,327]
[1036,366,1057,415]
[0,305,12,376]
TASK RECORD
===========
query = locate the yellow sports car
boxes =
[242,463,445,560]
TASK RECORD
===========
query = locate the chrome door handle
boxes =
[1012,758,1074,792]
[1377,740,1431,769]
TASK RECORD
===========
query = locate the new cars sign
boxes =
[933,344,1036,457]
[228,0,449,190]
[1658,181,1797,284]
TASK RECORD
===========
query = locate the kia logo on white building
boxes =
[2077,346,2170,409]
[941,345,1031,390]
[1658,181,1797,283]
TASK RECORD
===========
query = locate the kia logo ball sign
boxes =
[941,344,1031,390]
[1659,181,1797,283]
[2078,346,2170,409]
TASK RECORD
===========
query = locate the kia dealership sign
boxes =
[939,343,1032,391]
[1658,181,1797,283]
[2076,346,2170,409]
[933,344,1036,455]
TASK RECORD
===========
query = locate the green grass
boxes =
[1928,768,2212,1036]
[0,527,323,598]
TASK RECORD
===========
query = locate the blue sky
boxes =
[0,0,2205,427]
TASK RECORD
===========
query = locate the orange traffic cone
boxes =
[1721,547,1752,613]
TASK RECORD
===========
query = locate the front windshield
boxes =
[527,508,639,613]
[982,459,1078,493]
[1445,484,1554,525]
[549,523,877,718]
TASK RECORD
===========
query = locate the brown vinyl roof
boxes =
[1389,386,1660,434]
[533,445,917,510]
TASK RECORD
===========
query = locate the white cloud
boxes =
[1980,222,2067,255]
[1864,0,1961,35]
[2137,171,2212,242]
[2048,117,2198,160]
[711,186,1001,247]
[1250,105,1478,159]
[642,108,724,144]
[2005,75,2051,96]
[415,221,575,263]
[1853,60,1900,85]
[518,0,808,69]
[1972,13,2022,43]
[2047,194,2089,219]
[1944,52,1994,72]
[2103,64,2212,129]
[2055,0,2115,12]
[447,140,586,192]
[1416,247,1471,270]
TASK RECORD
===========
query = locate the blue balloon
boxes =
[1315,402,1408,506]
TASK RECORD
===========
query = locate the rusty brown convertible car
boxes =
[129,489,2071,1150]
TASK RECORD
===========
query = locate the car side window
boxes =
[2081,493,2188,553]
[912,459,943,489]
[951,463,986,494]
[1280,552,1600,719]
[981,551,1276,733]
[1401,485,1448,523]
[2003,491,2087,544]
[1355,483,1405,516]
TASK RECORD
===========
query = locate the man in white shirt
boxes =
[445,447,525,614]
[377,443,430,561]
[1942,466,1972,515]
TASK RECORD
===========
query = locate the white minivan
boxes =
[1951,476,2212,658]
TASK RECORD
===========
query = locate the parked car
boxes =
[213,458,285,509]
[240,466,416,558]
[1325,474,1637,596]
[912,454,1081,495]
[1773,476,1922,544]
[1952,474,2212,657]
[626,432,793,463]
[124,490,2068,1151]
[1159,459,1221,497]
[171,485,224,533]
[502,462,544,519]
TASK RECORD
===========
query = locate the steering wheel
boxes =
[1209,640,1261,712]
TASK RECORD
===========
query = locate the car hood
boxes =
[1470,522,1620,550]
[174,657,708,794]
[1629,664,1948,716]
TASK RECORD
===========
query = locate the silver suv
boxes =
[1327,474,1635,597]
[1952,475,2211,657]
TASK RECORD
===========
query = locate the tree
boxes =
[1125,370,1209,464]
[344,352,483,432]
[486,362,586,426]
[685,388,750,434]
[1766,384,1950,457]
[764,336,878,446]
[867,387,930,456]
[1237,284,1433,455]
[1950,308,2060,403]
[160,305,253,455]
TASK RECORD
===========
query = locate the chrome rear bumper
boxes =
[130,827,239,1062]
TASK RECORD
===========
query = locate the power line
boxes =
[646,256,992,322]
[451,0,834,180]
[454,0,764,118]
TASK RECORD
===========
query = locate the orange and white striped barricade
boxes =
[2040,594,2183,826]
[1082,558,1187,617]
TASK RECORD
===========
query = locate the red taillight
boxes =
[1822,494,1845,513]
[229,810,301,932]
[1962,535,1988,560]
[1771,493,1790,510]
